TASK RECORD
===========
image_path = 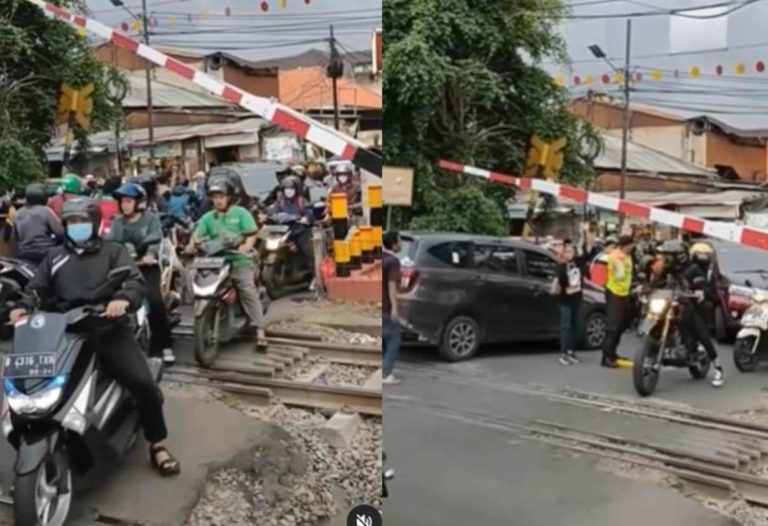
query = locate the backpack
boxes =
[168,191,191,219]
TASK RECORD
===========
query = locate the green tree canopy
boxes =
[0,0,120,188]
[384,0,598,235]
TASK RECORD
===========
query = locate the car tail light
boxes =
[400,264,419,293]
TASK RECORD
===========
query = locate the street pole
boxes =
[141,0,155,165]
[330,25,340,131]
[619,19,632,228]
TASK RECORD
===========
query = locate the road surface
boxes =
[384,337,757,526]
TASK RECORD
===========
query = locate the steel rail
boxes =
[165,366,382,416]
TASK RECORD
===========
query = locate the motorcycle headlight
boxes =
[3,375,66,416]
[649,298,668,315]
[265,238,281,250]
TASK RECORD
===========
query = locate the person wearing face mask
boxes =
[329,163,362,215]
[109,183,176,365]
[9,197,180,477]
[267,176,314,258]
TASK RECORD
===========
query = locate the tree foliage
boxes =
[0,0,120,188]
[384,0,598,234]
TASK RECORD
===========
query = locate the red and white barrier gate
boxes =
[438,159,768,252]
[25,0,382,176]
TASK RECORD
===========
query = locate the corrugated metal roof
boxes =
[595,132,716,178]
[122,74,230,109]
[47,118,268,154]
[606,190,764,207]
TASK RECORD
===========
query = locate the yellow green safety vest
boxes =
[606,251,632,297]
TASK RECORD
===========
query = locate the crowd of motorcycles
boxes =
[0,168,345,526]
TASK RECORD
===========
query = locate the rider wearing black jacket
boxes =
[679,242,724,388]
[10,197,180,476]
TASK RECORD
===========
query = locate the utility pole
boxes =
[327,25,342,131]
[619,19,632,218]
[141,0,155,164]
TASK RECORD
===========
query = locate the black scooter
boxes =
[260,212,314,299]
[1,267,156,526]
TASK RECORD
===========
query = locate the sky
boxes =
[547,0,768,130]
[83,0,381,60]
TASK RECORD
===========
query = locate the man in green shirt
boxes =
[187,178,265,337]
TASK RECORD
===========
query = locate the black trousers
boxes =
[92,324,168,444]
[140,266,173,357]
[680,302,718,361]
[602,290,630,360]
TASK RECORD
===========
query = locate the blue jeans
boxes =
[559,302,580,354]
[383,313,401,377]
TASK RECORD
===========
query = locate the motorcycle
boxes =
[0,257,36,340]
[1,267,154,526]
[633,285,711,397]
[191,237,260,367]
[382,452,395,498]
[732,283,768,372]
[260,212,314,299]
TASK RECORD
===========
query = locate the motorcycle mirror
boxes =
[746,279,754,288]
[384,469,395,480]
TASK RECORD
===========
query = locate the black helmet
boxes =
[114,182,147,211]
[25,183,47,206]
[207,176,234,197]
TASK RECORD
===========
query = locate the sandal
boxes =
[150,445,181,477]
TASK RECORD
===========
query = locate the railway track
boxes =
[165,364,382,416]
[173,325,382,367]
[394,361,768,506]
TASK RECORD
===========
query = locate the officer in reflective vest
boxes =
[601,235,635,368]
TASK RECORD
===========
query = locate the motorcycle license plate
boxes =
[2,353,56,379]
[193,257,225,269]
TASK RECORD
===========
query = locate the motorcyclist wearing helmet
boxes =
[264,166,295,208]
[49,172,82,219]
[109,183,176,365]
[267,175,314,257]
[187,178,265,339]
[329,161,362,213]
[9,197,180,476]
[13,183,64,265]
[680,241,724,387]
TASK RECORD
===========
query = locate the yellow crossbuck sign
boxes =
[58,83,94,130]
[524,136,567,180]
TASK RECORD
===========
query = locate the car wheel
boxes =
[714,306,731,343]
[439,316,480,362]
[581,311,606,350]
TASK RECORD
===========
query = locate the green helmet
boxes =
[61,173,82,194]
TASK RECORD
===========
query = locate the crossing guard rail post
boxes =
[359,226,375,264]
[348,228,363,271]
[26,0,382,177]
[438,159,768,252]
[368,184,383,259]
[330,193,351,278]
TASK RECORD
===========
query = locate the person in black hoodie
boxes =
[555,239,589,365]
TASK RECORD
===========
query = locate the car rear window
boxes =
[397,236,418,261]
[426,241,472,268]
